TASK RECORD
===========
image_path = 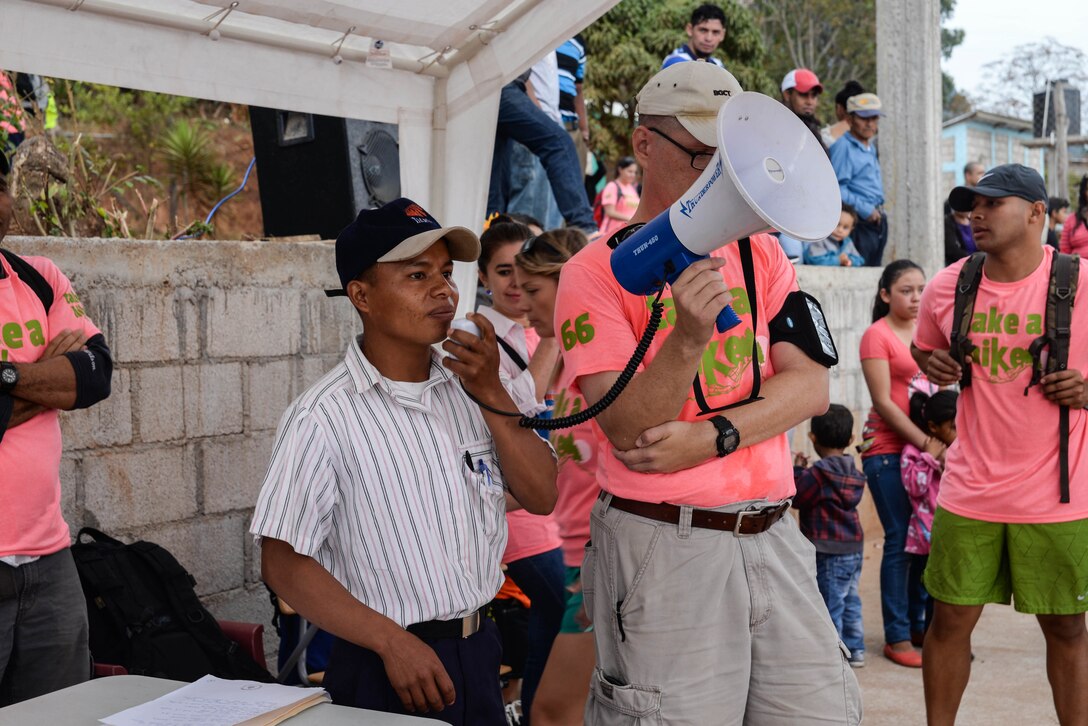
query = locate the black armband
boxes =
[769,291,839,368]
[64,333,113,409]
[0,392,11,443]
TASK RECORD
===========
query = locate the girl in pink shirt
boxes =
[859,259,933,667]
[1059,175,1088,256]
[901,389,958,635]
[597,157,640,240]
[513,228,597,726]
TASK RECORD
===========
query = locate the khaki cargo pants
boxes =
[583,495,862,725]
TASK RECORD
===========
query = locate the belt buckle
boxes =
[732,508,758,537]
[461,611,479,639]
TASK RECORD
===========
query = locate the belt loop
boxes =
[600,492,614,513]
[678,505,693,539]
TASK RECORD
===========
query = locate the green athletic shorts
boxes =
[559,566,593,634]
[924,507,1088,615]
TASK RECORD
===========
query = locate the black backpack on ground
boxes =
[950,251,1080,503]
[71,527,273,682]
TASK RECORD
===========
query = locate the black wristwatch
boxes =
[709,415,740,458]
[0,362,18,394]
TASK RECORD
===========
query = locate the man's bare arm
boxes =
[261,539,456,713]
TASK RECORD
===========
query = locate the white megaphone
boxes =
[610,91,842,332]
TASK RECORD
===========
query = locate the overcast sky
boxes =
[942,0,1088,101]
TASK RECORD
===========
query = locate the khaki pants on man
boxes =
[583,495,862,725]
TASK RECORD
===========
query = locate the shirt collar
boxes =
[844,131,873,151]
[344,336,453,398]
[475,305,522,342]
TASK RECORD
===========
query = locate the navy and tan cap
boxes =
[325,197,480,297]
[948,164,1048,213]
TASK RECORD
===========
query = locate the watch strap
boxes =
[710,415,739,458]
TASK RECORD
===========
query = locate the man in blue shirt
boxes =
[829,93,886,266]
[662,4,726,69]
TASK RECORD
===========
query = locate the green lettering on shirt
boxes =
[1026,314,1043,335]
[1004,313,1019,335]
[2,322,22,349]
[25,320,45,347]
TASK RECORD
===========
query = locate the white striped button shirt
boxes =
[251,337,514,628]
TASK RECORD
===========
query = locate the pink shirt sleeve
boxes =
[859,322,890,361]
[600,181,619,207]
[553,246,643,381]
[34,258,103,340]
[913,263,958,353]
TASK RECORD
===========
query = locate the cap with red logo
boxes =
[325,197,480,297]
[781,68,823,94]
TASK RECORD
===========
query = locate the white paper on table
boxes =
[99,675,329,726]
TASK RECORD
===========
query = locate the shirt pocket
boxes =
[460,439,505,541]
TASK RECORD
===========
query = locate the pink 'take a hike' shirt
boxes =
[0,253,101,556]
[914,247,1088,523]
[554,232,798,508]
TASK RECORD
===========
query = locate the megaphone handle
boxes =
[716,305,742,333]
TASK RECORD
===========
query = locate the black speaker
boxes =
[1032,83,1081,138]
[249,107,401,240]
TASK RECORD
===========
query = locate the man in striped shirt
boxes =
[251,198,557,724]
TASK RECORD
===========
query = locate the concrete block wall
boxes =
[6,237,889,666]
[7,236,360,663]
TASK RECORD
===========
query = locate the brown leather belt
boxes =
[602,492,791,536]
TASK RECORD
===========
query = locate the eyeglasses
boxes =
[648,127,716,171]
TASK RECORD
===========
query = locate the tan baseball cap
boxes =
[635,62,744,146]
[846,93,884,118]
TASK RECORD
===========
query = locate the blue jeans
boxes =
[864,454,927,644]
[505,142,564,231]
[815,551,865,655]
[504,548,566,726]
[852,212,888,267]
[487,83,595,231]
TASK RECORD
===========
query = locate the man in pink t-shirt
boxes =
[913,164,1088,725]
[554,62,859,724]
[0,175,113,704]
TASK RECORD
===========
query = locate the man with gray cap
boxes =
[252,197,557,724]
[829,92,886,266]
[554,61,860,724]
[913,164,1088,726]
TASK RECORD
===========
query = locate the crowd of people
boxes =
[250,35,1087,726]
[2,4,1087,726]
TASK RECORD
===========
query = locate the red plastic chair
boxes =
[92,619,265,678]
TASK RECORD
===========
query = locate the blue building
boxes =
[941,110,1046,196]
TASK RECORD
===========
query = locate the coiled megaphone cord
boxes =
[462,285,667,431]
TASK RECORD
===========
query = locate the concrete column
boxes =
[876,0,943,275]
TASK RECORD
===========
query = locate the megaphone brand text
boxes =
[632,235,659,256]
[677,160,723,219]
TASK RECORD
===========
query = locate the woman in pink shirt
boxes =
[859,259,934,668]
[513,228,597,726]
[1059,175,1088,256]
[597,157,640,240]
[476,218,564,723]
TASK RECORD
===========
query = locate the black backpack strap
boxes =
[1050,253,1077,504]
[496,337,528,371]
[691,238,762,413]
[950,253,986,388]
[0,248,54,312]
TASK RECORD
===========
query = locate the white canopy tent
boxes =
[0,0,621,309]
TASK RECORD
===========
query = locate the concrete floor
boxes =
[853,538,1059,725]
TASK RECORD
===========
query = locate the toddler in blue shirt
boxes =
[804,203,865,267]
